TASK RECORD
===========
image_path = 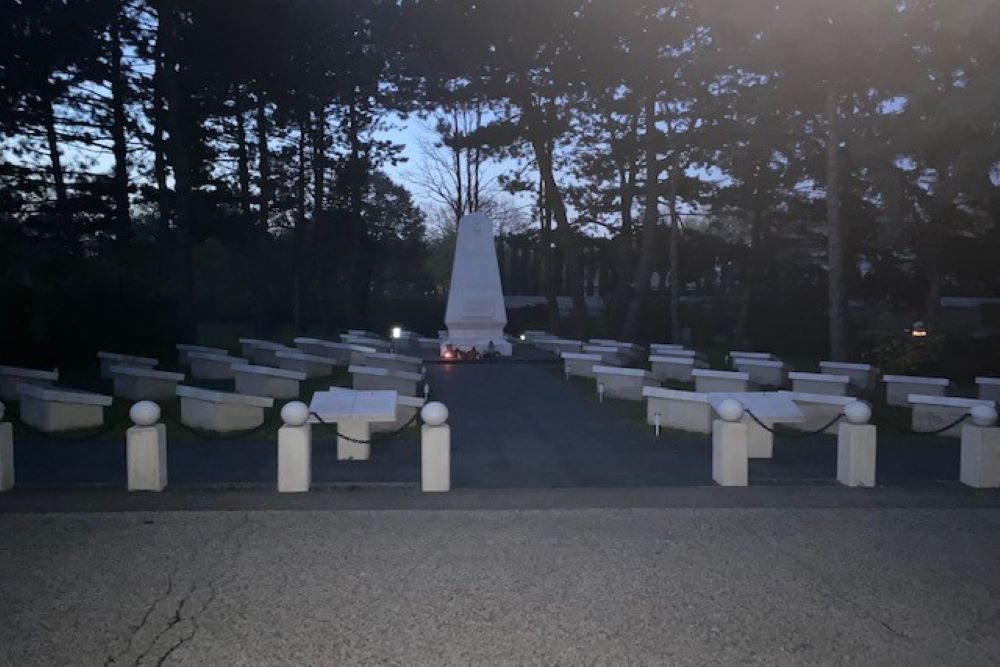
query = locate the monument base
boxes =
[441,331,512,357]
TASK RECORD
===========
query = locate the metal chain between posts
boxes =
[876,411,971,436]
[743,409,843,438]
[743,408,971,438]
[308,410,422,444]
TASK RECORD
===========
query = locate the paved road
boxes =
[2,507,999,665]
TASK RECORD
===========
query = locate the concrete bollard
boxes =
[0,401,13,492]
[421,402,450,492]
[712,399,748,486]
[278,401,312,492]
[960,406,1000,488]
[126,401,167,492]
[837,401,876,487]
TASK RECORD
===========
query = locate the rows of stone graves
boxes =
[0,328,453,494]
[527,332,1000,489]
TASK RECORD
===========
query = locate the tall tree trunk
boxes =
[924,171,950,328]
[109,8,131,248]
[152,7,170,239]
[346,95,371,326]
[162,7,196,339]
[533,137,586,338]
[610,160,636,326]
[667,158,681,343]
[622,95,660,342]
[293,116,308,332]
[733,195,764,345]
[254,91,271,335]
[41,84,70,235]
[312,106,326,216]
[826,80,848,360]
[538,173,560,333]
[235,100,251,218]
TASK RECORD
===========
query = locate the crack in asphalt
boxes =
[102,512,252,667]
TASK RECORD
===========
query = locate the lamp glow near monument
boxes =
[442,212,512,356]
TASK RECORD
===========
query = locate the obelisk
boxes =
[443,212,512,355]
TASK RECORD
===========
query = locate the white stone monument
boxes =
[443,212,511,355]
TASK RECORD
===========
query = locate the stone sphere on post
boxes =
[281,401,310,427]
[421,401,449,427]
[970,404,999,428]
[717,398,744,422]
[129,400,161,427]
[844,401,872,425]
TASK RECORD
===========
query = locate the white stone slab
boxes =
[883,374,950,386]
[232,364,305,400]
[358,351,423,373]
[187,352,246,380]
[443,212,511,355]
[732,357,788,388]
[348,365,423,397]
[373,395,426,433]
[309,388,398,459]
[17,383,113,432]
[341,334,391,351]
[908,393,994,438]
[643,387,712,434]
[309,387,398,423]
[110,365,184,381]
[562,353,604,379]
[581,345,625,365]
[593,366,658,401]
[650,343,686,353]
[589,339,642,351]
[788,371,851,397]
[708,392,804,424]
[820,361,877,391]
[883,374,950,407]
[0,365,59,401]
[18,383,113,407]
[109,365,185,401]
[176,385,273,407]
[779,391,854,433]
[650,348,700,358]
[708,391,804,458]
[820,361,874,372]
[693,369,750,394]
[649,355,708,383]
[176,344,227,366]
[975,377,1000,402]
[729,351,774,360]
[295,338,374,364]
[97,351,157,379]
[176,385,273,432]
[275,350,337,378]
[177,343,226,353]
[98,351,158,365]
